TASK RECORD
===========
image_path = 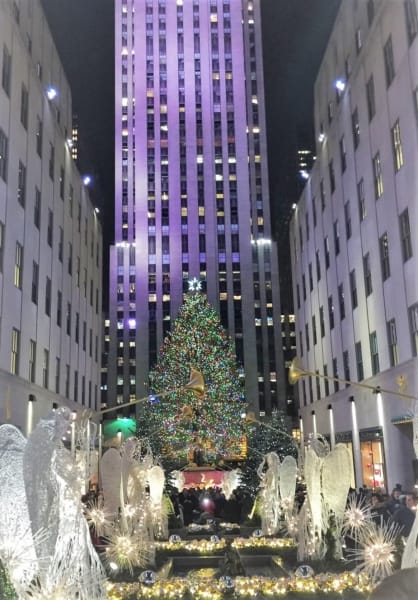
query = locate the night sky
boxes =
[41,0,341,309]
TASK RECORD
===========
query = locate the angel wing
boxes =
[0,424,39,589]
[100,448,122,516]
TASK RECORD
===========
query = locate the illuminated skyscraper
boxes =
[108,0,285,416]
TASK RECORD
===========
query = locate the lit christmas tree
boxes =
[241,409,298,497]
[137,293,246,464]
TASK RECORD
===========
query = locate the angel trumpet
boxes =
[184,368,205,398]
[288,357,418,402]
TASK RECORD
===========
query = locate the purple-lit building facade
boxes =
[107,0,285,416]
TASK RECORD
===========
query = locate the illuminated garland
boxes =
[156,538,227,554]
[137,293,246,461]
[231,537,295,550]
[106,571,371,600]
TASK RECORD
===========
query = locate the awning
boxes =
[391,414,413,425]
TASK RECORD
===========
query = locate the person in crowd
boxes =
[369,492,391,527]
[387,487,402,515]
[389,491,417,537]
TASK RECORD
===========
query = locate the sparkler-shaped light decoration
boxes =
[350,522,400,583]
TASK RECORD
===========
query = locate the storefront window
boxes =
[360,432,386,492]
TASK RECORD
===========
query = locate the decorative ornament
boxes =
[219,575,235,590]
[295,565,315,578]
[188,277,202,292]
[252,529,263,538]
[169,534,182,543]
[138,570,156,586]
[210,535,220,542]
[350,522,399,583]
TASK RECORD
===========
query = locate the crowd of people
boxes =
[358,484,418,536]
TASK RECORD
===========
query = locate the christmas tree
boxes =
[241,409,298,497]
[137,293,246,464]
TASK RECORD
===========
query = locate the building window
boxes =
[333,220,340,255]
[49,143,55,179]
[357,178,366,221]
[68,242,73,274]
[391,120,403,171]
[55,357,60,394]
[339,136,347,173]
[305,323,310,352]
[29,340,36,383]
[338,283,345,320]
[320,179,325,210]
[350,269,358,309]
[328,160,335,193]
[343,350,350,384]
[47,209,53,247]
[14,242,23,288]
[57,290,62,326]
[36,116,43,157]
[323,364,330,396]
[328,101,333,123]
[333,358,339,393]
[2,45,11,96]
[58,227,63,262]
[351,107,360,149]
[383,36,395,87]
[31,261,38,304]
[366,75,375,121]
[355,341,364,380]
[0,128,8,182]
[75,312,79,343]
[355,28,362,53]
[316,250,321,281]
[328,295,335,330]
[409,303,418,356]
[312,315,317,345]
[17,161,26,207]
[20,84,28,129]
[344,200,352,239]
[367,0,375,24]
[363,252,372,296]
[59,166,65,199]
[65,364,70,398]
[34,188,41,228]
[370,331,380,375]
[319,305,325,338]
[66,302,71,335]
[379,232,390,281]
[399,208,413,261]
[308,263,313,291]
[10,328,20,375]
[387,318,399,367]
[405,0,418,43]
[45,277,51,316]
[324,236,330,269]
[372,152,384,199]
[43,349,49,388]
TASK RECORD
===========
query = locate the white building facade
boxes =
[0,0,103,433]
[290,0,418,491]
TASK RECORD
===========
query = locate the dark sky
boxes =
[41,0,341,308]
